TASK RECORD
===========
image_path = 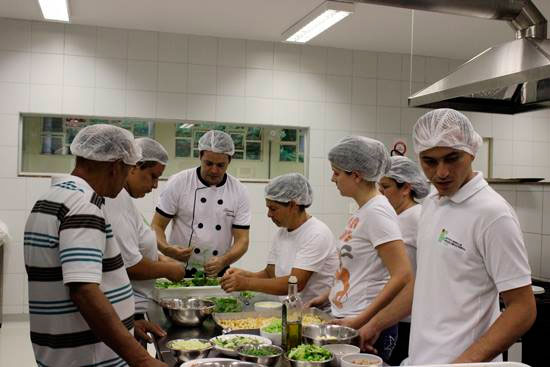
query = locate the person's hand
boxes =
[304,294,326,309]
[166,262,186,282]
[220,272,248,293]
[329,317,361,329]
[357,322,380,354]
[158,254,178,263]
[164,245,193,262]
[224,267,245,277]
[133,357,168,367]
[204,256,225,277]
[134,319,166,343]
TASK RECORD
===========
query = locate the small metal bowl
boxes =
[302,325,359,346]
[159,297,215,327]
[284,352,334,367]
[165,338,213,362]
[236,344,284,367]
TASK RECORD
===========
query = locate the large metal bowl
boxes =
[160,297,215,326]
[284,352,334,367]
[236,344,284,367]
[165,338,213,362]
[302,325,359,346]
[180,360,264,367]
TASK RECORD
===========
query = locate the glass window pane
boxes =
[193,149,200,158]
[231,133,244,150]
[280,129,296,142]
[247,127,262,140]
[133,121,151,137]
[65,127,79,145]
[176,124,192,137]
[279,145,296,161]
[42,117,63,133]
[41,135,64,155]
[299,153,304,163]
[233,151,244,160]
[299,134,305,153]
[193,131,207,148]
[175,139,191,157]
[246,142,261,160]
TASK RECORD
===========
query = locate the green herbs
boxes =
[288,344,332,362]
[261,319,282,334]
[240,346,279,356]
[212,336,262,350]
[155,272,220,289]
[239,291,255,300]
[206,296,243,313]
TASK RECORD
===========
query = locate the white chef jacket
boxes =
[156,167,251,274]
[406,172,531,365]
[330,195,402,318]
[105,188,159,314]
[266,216,339,304]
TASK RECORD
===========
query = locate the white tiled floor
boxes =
[0,315,157,367]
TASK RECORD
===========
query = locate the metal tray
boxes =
[153,278,226,301]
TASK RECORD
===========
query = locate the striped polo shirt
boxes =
[24,175,135,367]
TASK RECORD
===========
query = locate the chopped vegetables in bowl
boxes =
[261,319,282,334]
[210,334,272,356]
[287,344,333,362]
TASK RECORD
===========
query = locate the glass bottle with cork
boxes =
[282,275,303,351]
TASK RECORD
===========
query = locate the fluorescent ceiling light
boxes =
[282,1,354,43]
[38,0,70,22]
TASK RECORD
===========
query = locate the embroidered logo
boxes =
[437,228,466,252]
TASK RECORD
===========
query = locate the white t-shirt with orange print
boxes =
[329,195,402,318]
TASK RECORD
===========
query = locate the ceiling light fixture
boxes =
[38,0,70,22]
[282,1,354,43]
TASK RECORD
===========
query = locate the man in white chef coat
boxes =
[356,108,536,365]
[151,130,251,277]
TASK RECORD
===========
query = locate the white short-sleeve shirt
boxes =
[407,173,531,365]
[156,167,251,273]
[105,188,159,314]
[329,195,402,318]
[266,217,339,304]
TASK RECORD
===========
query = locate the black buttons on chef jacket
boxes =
[200,197,207,203]
[217,199,223,205]
[215,224,221,231]
[194,248,200,254]
[213,250,218,256]
[198,223,203,229]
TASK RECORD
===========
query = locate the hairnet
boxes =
[135,137,169,165]
[413,108,482,156]
[385,156,430,199]
[198,130,235,156]
[70,124,141,165]
[328,136,391,182]
[265,173,313,206]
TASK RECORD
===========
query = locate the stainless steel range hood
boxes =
[355,0,550,114]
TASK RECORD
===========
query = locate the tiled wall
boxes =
[1,17,550,314]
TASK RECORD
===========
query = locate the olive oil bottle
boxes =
[282,276,303,351]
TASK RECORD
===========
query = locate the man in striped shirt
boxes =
[24,124,166,367]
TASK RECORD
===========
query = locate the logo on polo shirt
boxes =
[223,208,235,217]
[437,228,466,252]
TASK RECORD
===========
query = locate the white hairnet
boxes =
[385,156,430,199]
[328,136,391,182]
[136,137,169,165]
[198,130,235,156]
[265,173,313,206]
[413,108,482,156]
[70,124,141,165]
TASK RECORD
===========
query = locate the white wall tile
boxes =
[492,165,513,178]
[516,191,543,233]
[532,143,548,167]
[542,192,550,235]
[246,69,273,98]
[425,57,449,84]
[513,141,533,166]
[187,94,216,121]
[3,273,24,307]
[401,55,425,82]
[353,50,377,78]
[352,105,377,133]
[273,71,300,100]
[216,96,245,123]
[352,77,376,105]
[326,75,351,104]
[31,53,63,85]
[63,55,95,87]
[0,178,26,210]
[188,64,216,95]
[524,233,541,277]
[309,129,325,158]
[493,140,514,166]
[217,38,245,67]
[308,157,325,187]
[467,112,493,137]
[30,84,62,113]
[158,62,187,93]
[95,57,126,89]
[532,118,550,143]
[492,115,514,140]
[401,107,427,135]
[0,83,29,114]
[127,30,157,61]
[327,48,352,76]
[62,86,94,115]
[31,22,64,54]
[300,101,325,130]
[188,35,217,65]
[246,40,274,69]
[377,79,401,107]
[156,92,186,120]
[299,73,326,102]
[64,24,96,57]
[377,106,401,134]
[126,60,157,91]
[513,166,533,178]
[217,66,246,96]
[400,80,425,107]
[126,90,156,118]
[513,115,533,141]
[0,51,30,83]
[0,19,31,52]
[301,46,326,74]
[323,185,349,214]
[97,27,127,59]
[325,103,351,132]
[0,210,26,242]
[496,190,516,207]
[273,100,300,125]
[274,43,300,72]
[4,238,24,274]
[158,32,188,63]
[377,53,402,80]
[0,114,19,147]
[541,235,550,278]
[94,88,125,116]
[245,97,273,125]
[324,130,348,156]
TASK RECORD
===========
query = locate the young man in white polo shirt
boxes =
[355,109,536,365]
